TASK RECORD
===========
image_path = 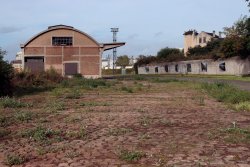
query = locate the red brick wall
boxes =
[24,28,101,76]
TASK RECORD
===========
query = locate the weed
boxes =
[36,147,47,156]
[139,133,151,140]
[51,87,68,97]
[201,82,250,104]
[0,128,10,138]
[14,111,33,122]
[118,149,145,162]
[219,125,250,144]
[65,88,81,99]
[160,119,175,127]
[121,86,134,93]
[65,151,80,159]
[140,116,151,126]
[66,126,87,139]
[235,102,250,112]
[46,100,65,113]
[0,115,10,127]
[192,96,205,106]
[5,154,26,166]
[80,101,111,107]
[21,126,61,143]
[108,128,132,136]
[0,97,27,108]
[137,109,147,113]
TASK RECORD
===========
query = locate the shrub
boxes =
[0,48,14,97]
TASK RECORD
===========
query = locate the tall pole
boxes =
[111,28,119,75]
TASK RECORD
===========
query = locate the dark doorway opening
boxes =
[25,57,44,73]
[65,63,78,75]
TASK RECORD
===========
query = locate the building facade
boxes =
[138,56,250,76]
[20,25,125,78]
[184,30,222,56]
[11,52,23,72]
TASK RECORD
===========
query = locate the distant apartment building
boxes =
[11,52,23,72]
[18,25,125,78]
[183,30,222,56]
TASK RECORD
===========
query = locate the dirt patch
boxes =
[0,80,250,167]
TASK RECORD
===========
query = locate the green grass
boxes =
[5,154,26,166]
[0,97,28,108]
[235,102,250,112]
[108,128,132,136]
[118,149,145,162]
[14,111,33,122]
[46,100,65,113]
[65,126,87,139]
[121,86,134,93]
[65,88,81,99]
[201,82,250,111]
[20,126,61,143]
[80,101,111,107]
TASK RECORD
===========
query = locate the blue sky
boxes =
[0,0,249,61]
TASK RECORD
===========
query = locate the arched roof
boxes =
[22,25,100,47]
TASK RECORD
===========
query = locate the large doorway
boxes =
[65,63,78,75]
[24,57,44,73]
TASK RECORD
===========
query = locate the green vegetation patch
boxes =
[118,149,145,162]
[108,128,132,136]
[20,126,61,144]
[0,97,28,108]
[5,154,27,166]
[14,111,33,122]
[201,82,250,111]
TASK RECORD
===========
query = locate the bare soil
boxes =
[0,80,250,167]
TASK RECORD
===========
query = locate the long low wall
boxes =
[138,56,250,76]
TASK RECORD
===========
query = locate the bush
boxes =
[0,48,14,97]
[157,47,183,60]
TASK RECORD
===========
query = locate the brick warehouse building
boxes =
[20,25,125,78]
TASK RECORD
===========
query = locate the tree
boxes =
[223,16,250,37]
[116,55,130,68]
[0,48,14,96]
[246,0,250,8]
[157,47,183,59]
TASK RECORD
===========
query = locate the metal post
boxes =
[111,28,119,75]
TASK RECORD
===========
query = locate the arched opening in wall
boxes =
[219,62,226,72]
[175,64,179,72]
[201,62,207,72]
[165,65,168,72]
[155,67,159,73]
[145,67,149,73]
[187,64,192,72]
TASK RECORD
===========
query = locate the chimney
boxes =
[213,30,216,37]
[219,31,222,38]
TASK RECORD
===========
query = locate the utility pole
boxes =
[111,28,119,75]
